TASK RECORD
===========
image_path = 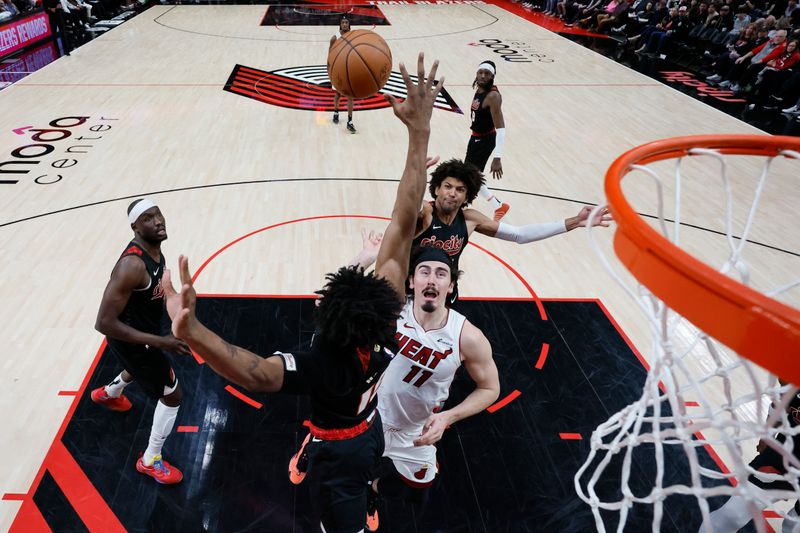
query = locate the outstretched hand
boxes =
[426,154,441,169]
[385,52,444,132]
[361,228,383,265]
[575,206,612,228]
[163,255,198,341]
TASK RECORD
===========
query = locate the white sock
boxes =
[479,184,502,209]
[104,372,131,398]
[143,401,179,466]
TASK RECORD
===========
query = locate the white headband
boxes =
[477,62,496,75]
[128,198,158,224]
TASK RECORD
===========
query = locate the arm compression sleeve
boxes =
[494,220,567,244]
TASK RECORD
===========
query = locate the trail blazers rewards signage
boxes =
[223,64,462,114]
[1,115,118,186]
[0,12,51,60]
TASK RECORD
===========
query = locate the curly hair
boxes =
[314,266,402,349]
[428,159,485,207]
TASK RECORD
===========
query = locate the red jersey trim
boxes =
[307,411,376,441]
[122,245,143,257]
[356,346,371,373]
[471,128,496,137]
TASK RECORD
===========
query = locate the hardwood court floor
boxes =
[0,2,798,531]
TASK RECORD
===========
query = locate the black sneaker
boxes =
[347,121,356,134]
[333,112,339,124]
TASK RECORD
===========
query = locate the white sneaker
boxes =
[782,105,799,114]
[718,80,731,88]
[706,74,722,82]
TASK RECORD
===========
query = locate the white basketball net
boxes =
[575,145,800,533]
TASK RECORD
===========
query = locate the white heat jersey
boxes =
[378,300,466,433]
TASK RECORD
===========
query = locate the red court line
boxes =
[193,217,544,325]
[485,0,610,37]
[8,499,50,533]
[559,433,583,440]
[177,426,199,433]
[468,242,546,320]
[193,215,389,281]
[194,215,547,411]
[487,390,521,413]
[590,299,743,493]
[594,299,651,371]
[461,296,536,301]
[47,440,125,532]
[3,493,27,500]
[535,343,550,370]
[10,341,109,530]
[57,390,78,396]
[224,385,263,409]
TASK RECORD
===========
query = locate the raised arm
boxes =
[375,53,444,299]
[467,205,611,240]
[414,321,499,446]
[163,256,285,393]
[348,228,384,271]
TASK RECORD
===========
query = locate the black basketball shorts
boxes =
[305,416,385,533]
[465,132,497,172]
[106,339,178,399]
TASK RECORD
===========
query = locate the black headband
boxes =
[411,247,453,272]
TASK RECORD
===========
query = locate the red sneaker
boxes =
[493,202,510,222]
[90,386,132,412]
[136,455,183,485]
[288,433,311,485]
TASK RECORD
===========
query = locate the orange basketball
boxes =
[327,30,392,99]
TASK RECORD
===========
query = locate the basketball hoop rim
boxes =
[605,134,800,384]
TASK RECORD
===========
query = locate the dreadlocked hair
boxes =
[314,266,402,349]
[429,159,485,206]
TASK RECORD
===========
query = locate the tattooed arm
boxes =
[163,255,285,392]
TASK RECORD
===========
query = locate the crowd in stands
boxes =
[519,0,800,116]
[1,0,142,56]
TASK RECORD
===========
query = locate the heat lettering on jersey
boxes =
[394,332,453,370]
[402,366,433,388]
